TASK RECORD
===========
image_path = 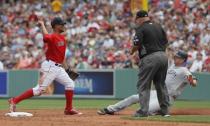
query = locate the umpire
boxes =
[130,10,169,117]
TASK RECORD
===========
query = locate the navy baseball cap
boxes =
[175,50,188,60]
[136,10,148,19]
[51,17,66,27]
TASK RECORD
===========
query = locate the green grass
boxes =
[123,115,210,123]
[1,99,210,110]
[173,100,210,109]
[0,99,120,110]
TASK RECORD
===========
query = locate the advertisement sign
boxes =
[51,70,114,98]
[0,71,8,96]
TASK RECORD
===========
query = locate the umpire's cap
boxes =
[136,10,148,19]
[175,50,188,61]
[51,17,66,28]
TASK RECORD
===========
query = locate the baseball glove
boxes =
[66,68,79,80]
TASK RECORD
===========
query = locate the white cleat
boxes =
[8,98,16,112]
[163,114,171,117]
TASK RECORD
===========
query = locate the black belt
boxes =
[55,63,62,67]
[46,59,62,67]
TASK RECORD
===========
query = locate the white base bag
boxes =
[5,112,33,117]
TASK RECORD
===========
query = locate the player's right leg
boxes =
[55,67,82,115]
[148,90,170,117]
[8,61,56,112]
[97,94,139,115]
[148,90,161,115]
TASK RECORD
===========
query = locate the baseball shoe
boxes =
[156,110,171,117]
[133,110,148,117]
[64,109,83,115]
[8,98,16,112]
[97,108,114,115]
[163,114,171,117]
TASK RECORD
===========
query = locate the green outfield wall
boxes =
[2,69,210,100]
[8,70,39,97]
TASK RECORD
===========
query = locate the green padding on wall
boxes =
[179,73,210,100]
[8,70,39,97]
[115,69,138,99]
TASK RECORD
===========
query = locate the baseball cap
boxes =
[136,10,148,19]
[175,50,188,60]
[51,17,66,27]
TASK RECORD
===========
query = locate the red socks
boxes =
[13,89,34,104]
[65,90,74,111]
[13,89,74,111]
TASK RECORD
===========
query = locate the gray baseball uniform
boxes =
[106,65,192,114]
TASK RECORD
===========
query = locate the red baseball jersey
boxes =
[43,33,66,64]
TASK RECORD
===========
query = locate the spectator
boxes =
[0,61,4,70]
[0,0,209,72]
[203,52,210,72]
[76,58,91,69]
[190,52,204,72]
[51,0,63,13]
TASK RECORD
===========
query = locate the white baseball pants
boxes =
[32,60,74,96]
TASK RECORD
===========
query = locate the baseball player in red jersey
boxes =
[8,17,82,115]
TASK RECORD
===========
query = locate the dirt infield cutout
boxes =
[1,108,210,126]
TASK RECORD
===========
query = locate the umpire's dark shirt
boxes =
[133,21,168,58]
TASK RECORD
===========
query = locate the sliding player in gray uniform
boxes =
[97,50,197,116]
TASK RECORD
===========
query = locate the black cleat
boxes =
[97,108,114,115]
[133,109,148,117]
[156,110,171,117]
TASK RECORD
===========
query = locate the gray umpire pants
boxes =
[137,51,169,115]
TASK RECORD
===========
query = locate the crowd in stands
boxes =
[0,0,209,72]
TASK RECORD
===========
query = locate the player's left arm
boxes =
[63,58,79,81]
[62,59,68,70]
[62,37,80,80]
[62,35,69,70]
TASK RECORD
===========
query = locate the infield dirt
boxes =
[1,108,210,126]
